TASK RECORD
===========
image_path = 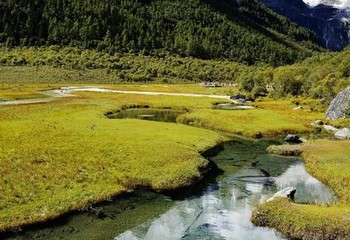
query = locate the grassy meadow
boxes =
[253,140,350,239]
[0,93,225,232]
[0,80,327,233]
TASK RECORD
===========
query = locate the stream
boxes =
[4,138,336,240]
[116,140,336,240]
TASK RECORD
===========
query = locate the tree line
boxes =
[0,0,323,66]
[2,45,349,102]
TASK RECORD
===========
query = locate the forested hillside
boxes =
[0,0,322,65]
[233,46,350,100]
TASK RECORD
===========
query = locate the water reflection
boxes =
[3,140,337,240]
[106,109,185,123]
[275,164,336,204]
[116,141,336,240]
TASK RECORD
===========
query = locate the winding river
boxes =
[116,140,336,240]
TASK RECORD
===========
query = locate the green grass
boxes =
[178,99,324,137]
[77,92,323,138]
[0,95,224,232]
[303,140,350,203]
[252,140,350,239]
[101,83,239,95]
[0,84,325,233]
[0,84,53,101]
[253,198,350,240]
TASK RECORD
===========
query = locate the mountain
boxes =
[0,0,322,66]
[259,0,350,50]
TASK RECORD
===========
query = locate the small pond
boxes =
[3,138,337,240]
[106,108,185,123]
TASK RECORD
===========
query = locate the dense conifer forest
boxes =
[0,0,322,66]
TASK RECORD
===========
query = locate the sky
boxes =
[303,0,350,8]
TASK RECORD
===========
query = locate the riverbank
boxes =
[0,84,326,235]
[252,140,350,239]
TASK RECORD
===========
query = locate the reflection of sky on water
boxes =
[275,164,336,204]
[116,162,336,240]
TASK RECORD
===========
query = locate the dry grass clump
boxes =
[266,144,303,156]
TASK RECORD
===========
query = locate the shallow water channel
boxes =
[106,108,185,123]
[4,138,336,240]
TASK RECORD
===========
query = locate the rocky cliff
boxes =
[260,0,350,50]
[326,87,350,120]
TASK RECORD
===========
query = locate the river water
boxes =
[4,138,336,240]
[116,139,336,240]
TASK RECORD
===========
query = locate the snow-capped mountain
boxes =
[303,0,350,8]
[260,0,350,50]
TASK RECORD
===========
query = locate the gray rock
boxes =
[335,128,350,140]
[267,187,296,202]
[284,134,302,143]
[326,87,350,120]
[323,124,339,132]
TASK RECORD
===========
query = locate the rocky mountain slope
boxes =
[260,0,350,50]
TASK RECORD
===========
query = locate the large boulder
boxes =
[335,128,350,140]
[326,87,350,120]
[267,187,296,202]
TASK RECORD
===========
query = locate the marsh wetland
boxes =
[0,84,349,240]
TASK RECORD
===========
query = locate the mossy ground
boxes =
[0,81,325,233]
[253,140,350,240]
